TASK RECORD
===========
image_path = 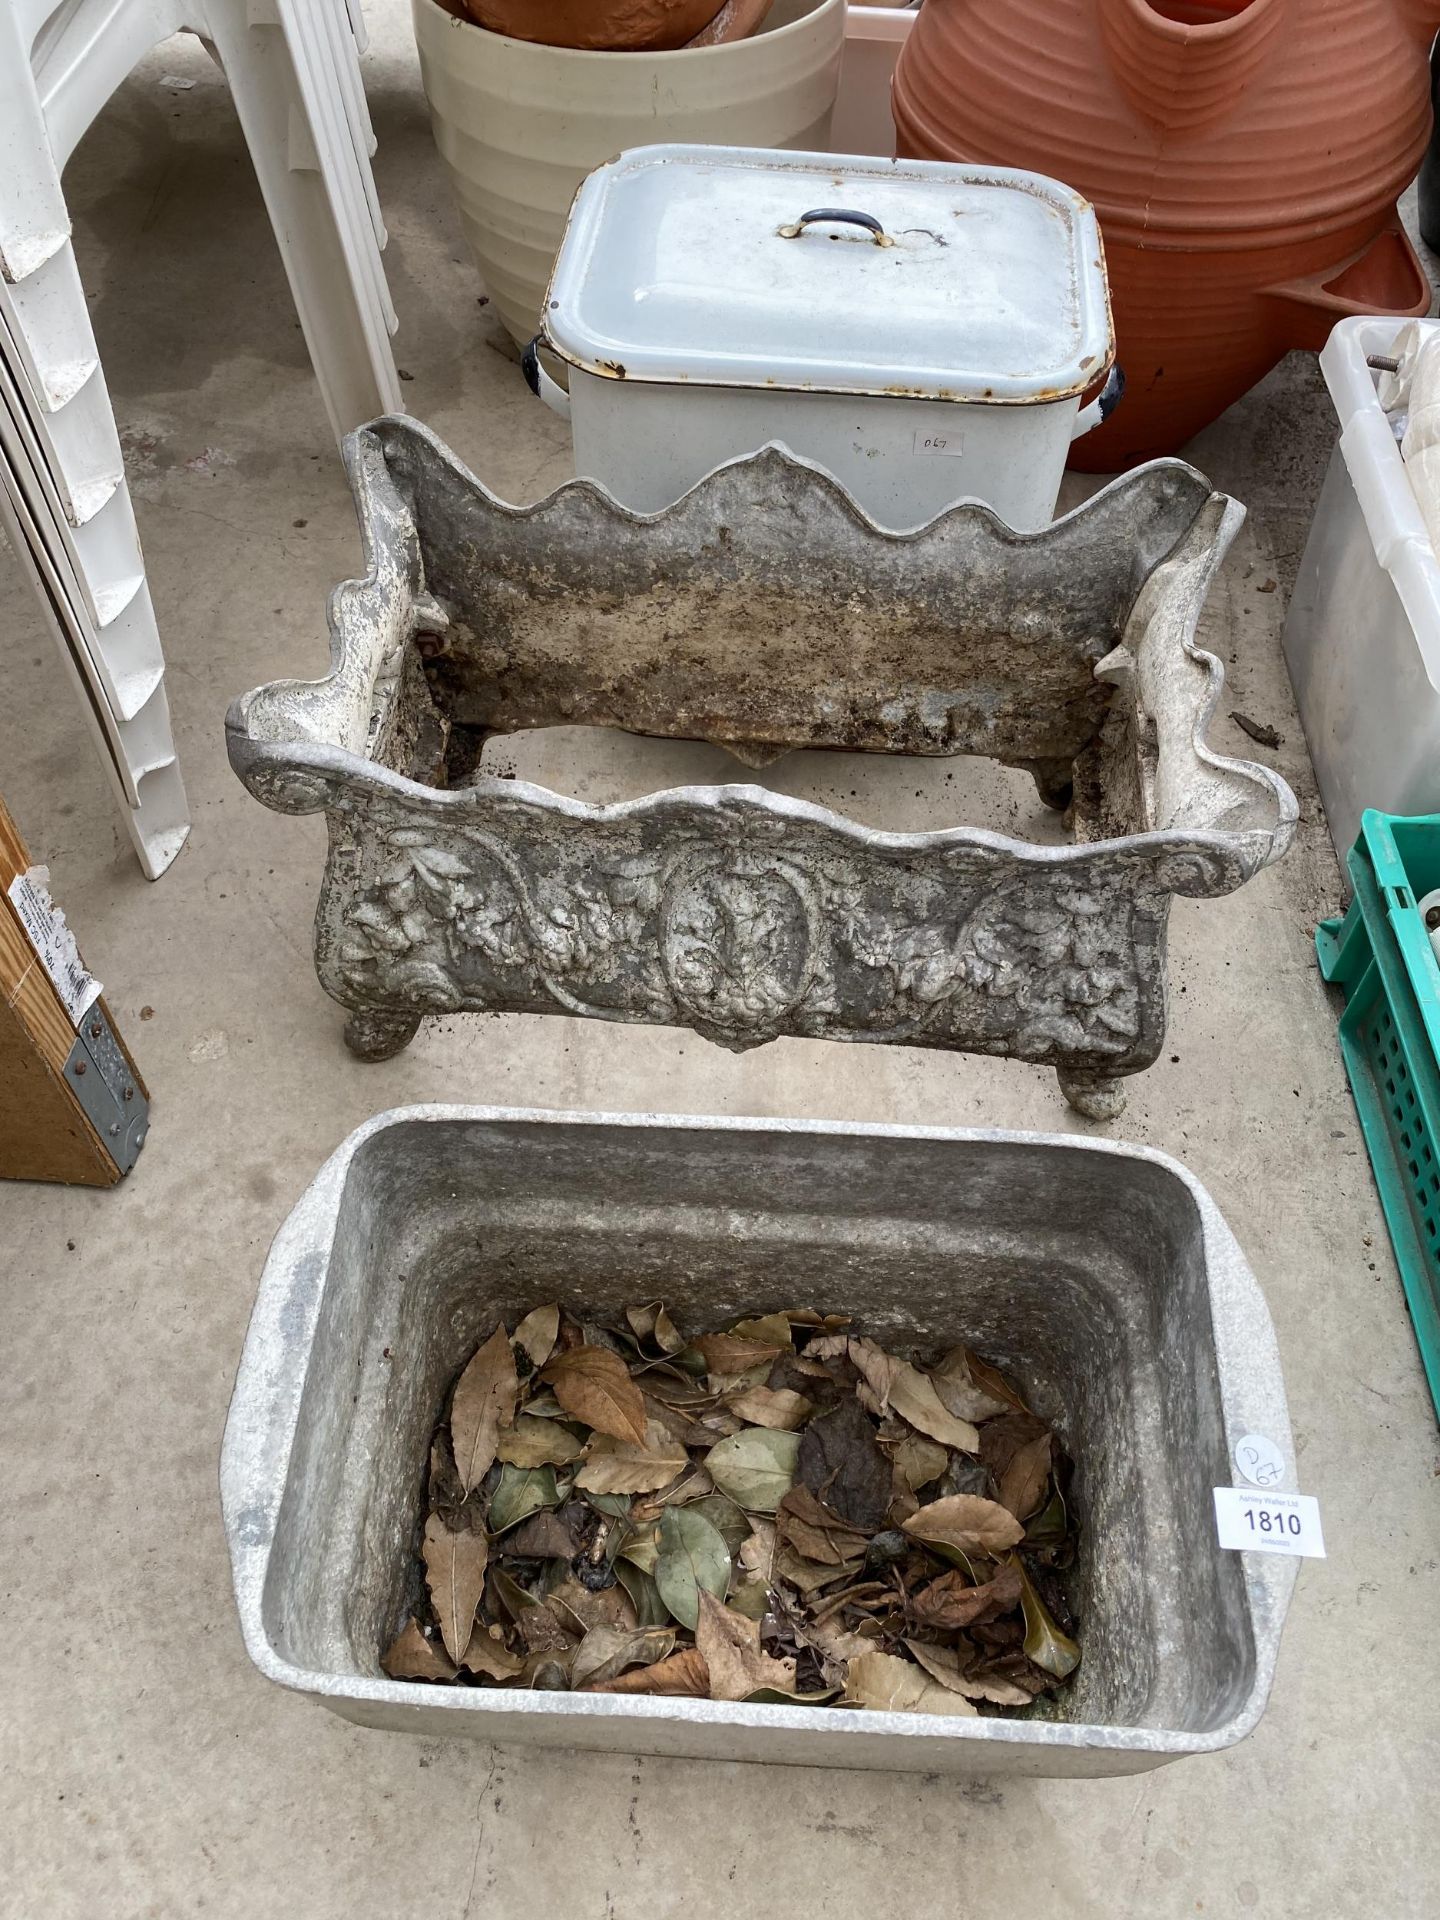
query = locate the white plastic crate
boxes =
[1283,316,1440,868]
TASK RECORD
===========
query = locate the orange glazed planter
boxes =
[893,0,1438,468]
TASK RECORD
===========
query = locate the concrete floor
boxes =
[3,11,1440,1916]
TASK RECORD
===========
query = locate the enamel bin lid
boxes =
[542,145,1114,405]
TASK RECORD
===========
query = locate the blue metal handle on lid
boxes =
[778,207,895,247]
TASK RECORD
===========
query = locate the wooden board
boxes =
[0,794,146,1186]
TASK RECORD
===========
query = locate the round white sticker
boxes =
[1234,1433,1286,1488]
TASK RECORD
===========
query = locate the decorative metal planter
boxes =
[226,418,1295,1117]
[221,1106,1298,1776]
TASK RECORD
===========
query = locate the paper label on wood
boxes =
[6,868,102,1027]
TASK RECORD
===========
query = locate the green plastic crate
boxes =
[1318,811,1440,1422]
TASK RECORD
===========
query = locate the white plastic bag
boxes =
[1376,319,1440,556]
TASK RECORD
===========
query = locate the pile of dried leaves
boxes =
[383,1303,1081,1716]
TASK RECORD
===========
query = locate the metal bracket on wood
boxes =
[64,1003,148,1174]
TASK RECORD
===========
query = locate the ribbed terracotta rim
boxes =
[1107,0,1284,43]
[894,0,1428,246]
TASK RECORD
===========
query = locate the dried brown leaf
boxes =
[514,1390,567,1419]
[887,1474,920,1528]
[964,1350,1031,1414]
[522,1652,573,1689]
[737,1518,777,1582]
[588,1646,711,1696]
[576,1422,689,1495]
[777,1485,869,1566]
[542,1345,647,1446]
[572,1624,676,1690]
[382,1618,456,1682]
[929,1347,1014,1423]
[725,1385,814,1431]
[729,1313,795,1348]
[630,1467,714,1528]
[889,1363,981,1453]
[796,1396,892,1531]
[809,1575,895,1622]
[428,1433,462,1511]
[774,1545,863,1594]
[971,1615,1026,1653]
[625,1302,688,1356]
[641,1373,721,1412]
[695,1331,786,1379]
[422,1513,490,1663]
[461,1621,527,1680]
[618,1525,660,1574]
[903,1493,1025,1556]
[979,1410,1051,1487]
[803,1334,896,1417]
[506,1509,577,1559]
[640,1393,702,1449]
[495,1414,584,1469]
[847,1340,900,1418]
[513,1304,560,1370]
[486,1564,540,1623]
[625,1301,661,1342]
[450,1325,520,1496]
[998,1431,1053,1521]
[903,1639,1032,1706]
[966,1649,1054,1697]
[681,1411,744,1447]
[728,1575,770,1620]
[546,1572,637,1636]
[909,1562,1024,1633]
[801,1333,852,1363]
[889,1431,950,1493]
[515,1602,575,1656]
[803,1617,879,1664]
[842,1650,976,1716]
[694,1588,798,1701]
[652,1465,716,1508]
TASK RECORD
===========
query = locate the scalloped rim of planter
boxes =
[227,422,1297,873]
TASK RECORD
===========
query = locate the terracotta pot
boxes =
[893,0,1439,468]
[686,0,774,47]
[414,0,845,348]
[463,0,725,51]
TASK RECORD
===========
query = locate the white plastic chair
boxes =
[0,0,402,877]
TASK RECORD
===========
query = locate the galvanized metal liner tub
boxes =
[221,1108,1297,1776]
[412,0,846,349]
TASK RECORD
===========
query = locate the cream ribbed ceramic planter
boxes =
[412,0,846,348]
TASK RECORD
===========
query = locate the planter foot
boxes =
[1026,758,1074,812]
[344,1009,422,1062]
[1057,1065,1127,1121]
